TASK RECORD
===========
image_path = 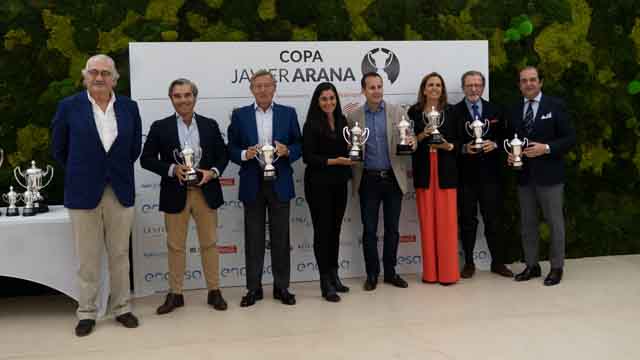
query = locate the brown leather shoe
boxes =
[115,312,139,328]
[491,263,514,278]
[156,293,184,315]
[461,263,476,279]
[207,289,228,311]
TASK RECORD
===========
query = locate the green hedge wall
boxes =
[1,0,639,259]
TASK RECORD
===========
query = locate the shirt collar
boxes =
[524,92,542,104]
[176,112,196,127]
[365,100,385,113]
[254,102,274,113]
[87,90,116,108]
[465,97,481,107]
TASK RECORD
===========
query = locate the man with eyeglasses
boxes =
[51,54,142,336]
[454,70,513,280]
[227,69,302,307]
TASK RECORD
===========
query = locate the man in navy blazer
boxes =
[51,54,141,336]
[227,70,302,307]
[140,78,229,314]
[507,66,576,286]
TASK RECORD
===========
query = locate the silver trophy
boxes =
[465,116,490,151]
[396,105,414,155]
[422,106,445,145]
[256,142,279,181]
[504,134,528,170]
[14,160,54,215]
[173,142,202,186]
[0,148,3,168]
[343,121,370,161]
[2,186,22,216]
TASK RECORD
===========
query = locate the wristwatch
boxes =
[544,144,550,154]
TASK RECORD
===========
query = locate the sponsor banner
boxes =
[130,41,489,297]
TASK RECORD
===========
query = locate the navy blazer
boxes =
[51,91,142,209]
[227,103,302,203]
[454,98,505,185]
[506,94,576,186]
[140,114,229,213]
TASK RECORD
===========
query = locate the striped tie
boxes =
[523,100,535,136]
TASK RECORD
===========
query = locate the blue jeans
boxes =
[358,172,403,278]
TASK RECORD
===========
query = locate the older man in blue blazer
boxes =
[227,69,302,307]
[51,54,141,336]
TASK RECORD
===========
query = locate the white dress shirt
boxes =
[522,92,543,121]
[87,91,117,152]
[241,102,274,161]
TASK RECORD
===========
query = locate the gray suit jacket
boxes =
[346,102,411,195]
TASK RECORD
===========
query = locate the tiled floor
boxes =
[1,255,639,360]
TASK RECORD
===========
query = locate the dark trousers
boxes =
[305,181,348,275]
[358,172,403,278]
[243,183,291,291]
[459,181,504,265]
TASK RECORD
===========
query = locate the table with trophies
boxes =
[0,153,108,315]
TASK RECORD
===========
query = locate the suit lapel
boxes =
[533,94,549,134]
[169,114,181,149]
[80,92,104,151]
[111,97,127,153]
[272,104,280,144]
[247,106,259,145]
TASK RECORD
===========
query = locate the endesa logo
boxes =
[296,259,350,272]
[397,255,421,265]
[294,196,307,207]
[403,191,416,201]
[217,245,238,254]
[144,270,202,282]
[221,265,272,278]
[140,203,159,214]
[399,235,416,243]
[219,177,235,186]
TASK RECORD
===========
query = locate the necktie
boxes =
[471,103,480,120]
[523,100,535,136]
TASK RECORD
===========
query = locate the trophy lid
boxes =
[351,121,363,134]
[261,143,275,151]
[25,160,42,175]
[471,116,485,127]
[510,134,524,146]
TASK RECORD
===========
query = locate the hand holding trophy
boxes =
[256,142,279,181]
[396,105,414,155]
[422,106,445,145]
[343,121,370,161]
[504,134,528,170]
[465,116,490,152]
[173,142,203,186]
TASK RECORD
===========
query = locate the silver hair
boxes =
[168,78,199,98]
[460,70,485,88]
[81,54,120,81]
[250,69,276,86]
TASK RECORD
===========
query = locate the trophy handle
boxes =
[342,127,352,146]
[1,193,7,203]
[464,122,473,137]
[254,146,266,166]
[192,147,203,169]
[523,138,529,148]
[41,165,54,189]
[13,167,28,189]
[482,120,490,137]
[172,149,183,165]
[503,139,511,154]
[361,128,370,144]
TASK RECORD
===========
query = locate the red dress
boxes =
[416,150,460,284]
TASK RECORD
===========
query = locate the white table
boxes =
[0,206,108,317]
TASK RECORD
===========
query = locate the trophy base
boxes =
[22,207,37,217]
[5,208,20,216]
[396,144,413,155]
[263,171,277,181]
[184,171,203,187]
[425,133,444,145]
[512,162,523,170]
[470,142,484,151]
[37,204,49,213]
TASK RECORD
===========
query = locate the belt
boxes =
[364,169,393,178]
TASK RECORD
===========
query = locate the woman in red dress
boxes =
[408,72,461,285]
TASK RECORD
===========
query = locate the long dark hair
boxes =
[305,82,344,137]
[415,72,448,112]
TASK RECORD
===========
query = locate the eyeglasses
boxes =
[319,96,336,101]
[252,83,274,90]
[464,84,483,89]
[87,69,113,78]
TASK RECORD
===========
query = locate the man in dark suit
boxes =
[140,78,229,314]
[227,70,302,307]
[455,70,513,279]
[51,54,141,336]
[507,66,576,286]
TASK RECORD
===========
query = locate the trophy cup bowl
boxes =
[396,107,414,155]
[256,143,279,181]
[14,160,54,214]
[173,144,203,186]
[21,189,36,217]
[343,122,370,161]
[504,134,528,170]
[465,117,490,151]
[423,106,445,145]
[2,186,22,216]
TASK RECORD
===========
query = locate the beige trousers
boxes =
[68,186,134,320]
[164,187,220,293]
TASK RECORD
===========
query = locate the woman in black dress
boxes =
[303,82,352,302]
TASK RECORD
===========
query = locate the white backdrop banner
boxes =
[129,41,490,297]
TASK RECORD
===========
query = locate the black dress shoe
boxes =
[330,268,350,293]
[115,312,139,328]
[75,319,95,337]
[240,288,263,307]
[461,263,476,279]
[273,287,296,305]
[207,289,228,310]
[514,264,542,282]
[491,263,514,278]
[544,268,563,286]
[384,274,408,288]
[156,293,184,315]
[320,274,340,302]
[363,276,378,291]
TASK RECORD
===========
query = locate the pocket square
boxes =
[541,112,552,119]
